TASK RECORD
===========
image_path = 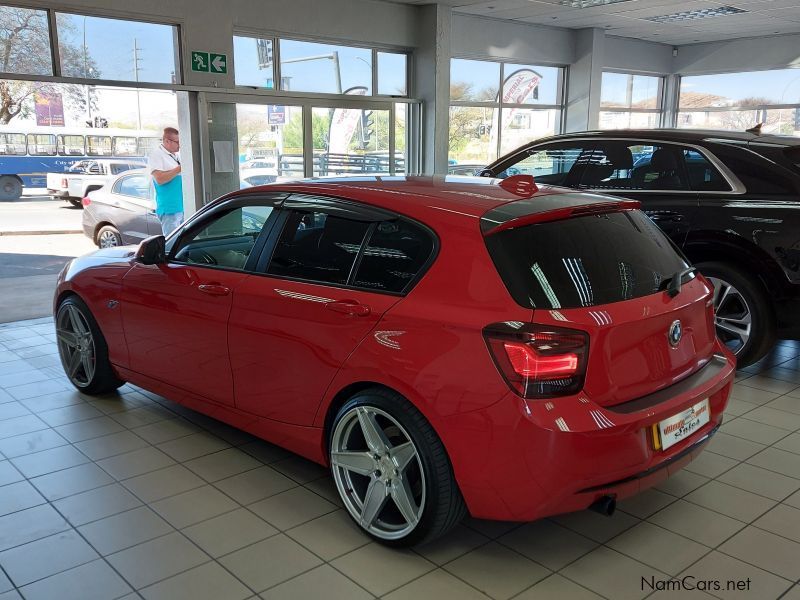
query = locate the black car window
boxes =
[496,142,594,186]
[267,210,371,286]
[172,205,274,270]
[584,143,691,191]
[115,174,150,199]
[353,219,435,293]
[683,150,730,192]
[713,148,797,195]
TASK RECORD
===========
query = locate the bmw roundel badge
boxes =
[668,320,683,348]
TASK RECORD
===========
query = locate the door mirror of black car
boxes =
[136,235,166,265]
[479,169,494,178]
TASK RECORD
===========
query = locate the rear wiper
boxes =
[664,267,697,298]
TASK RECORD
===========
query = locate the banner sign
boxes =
[34,92,65,127]
[328,86,367,154]
[267,105,286,125]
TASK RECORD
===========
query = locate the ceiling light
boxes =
[559,0,637,8]
[645,5,747,23]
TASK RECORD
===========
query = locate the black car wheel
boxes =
[329,388,466,546]
[97,225,123,248]
[697,261,776,368]
[68,197,83,208]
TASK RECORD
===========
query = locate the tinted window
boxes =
[110,163,140,175]
[583,143,691,191]
[173,205,273,270]
[115,174,150,199]
[498,143,593,186]
[484,210,688,309]
[714,148,797,195]
[267,210,370,286]
[684,150,730,192]
[353,220,435,293]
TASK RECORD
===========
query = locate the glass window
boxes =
[353,219,435,293]
[26,134,56,156]
[0,133,26,155]
[137,137,160,156]
[280,39,372,94]
[57,135,85,156]
[601,73,661,110]
[484,211,688,309]
[237,103,303,179]
[448,105,498,166]
[684,150,730,192]
[711,147,796,195]
[377,52,407,96]
[110,163,141,175]
[267,210,371,286]
[450,59,500,102]
[113,136,138,157]
[312,106,390,176]
[502,64,561,105]
[234,35,275,88]
[56,13,178,83]
[499,108,560,155]
[87,135,111,156]
[114,173,150,198]
[582,143,691,191]
[0,6,52,76]
[173,205,274,270]
[495,142,593,186]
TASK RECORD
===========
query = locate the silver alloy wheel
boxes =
[330,405,426,540]
[56,304,96,388]
[708,276,752,355]
[98,230,120,248]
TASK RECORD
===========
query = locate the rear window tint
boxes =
[484,210,688,309]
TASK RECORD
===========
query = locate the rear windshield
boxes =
[485,210,688,309]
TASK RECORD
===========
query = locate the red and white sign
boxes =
[658,398,710,450]
[328,86,367,154]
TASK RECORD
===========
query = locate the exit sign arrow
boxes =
[210,53,227,74]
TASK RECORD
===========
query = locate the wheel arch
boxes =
[93,221,117,243]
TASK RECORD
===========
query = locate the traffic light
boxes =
[257,39,273,70]
[360,110,374,149]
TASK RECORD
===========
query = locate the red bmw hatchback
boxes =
[54,175,735,546]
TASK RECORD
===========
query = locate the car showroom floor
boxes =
[0,318,799,600]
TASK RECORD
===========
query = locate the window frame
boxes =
[26,133,57,156]
[112,172,151,201]
[599,70,666,130]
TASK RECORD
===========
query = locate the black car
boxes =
[480,129,800,367]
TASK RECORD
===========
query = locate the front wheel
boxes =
[96,225,122,248]
[329,389,466,546]
[697,261,776,368]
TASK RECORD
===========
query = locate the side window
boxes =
[267,210,370,286]
[172,205,273,270]
[684,150,730,192]
[712,149,796,195]
[116,175,150,199]
[353,219,435,293]
[498,143,593,186]
[623,144,690,191]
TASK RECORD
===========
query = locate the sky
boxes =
[680,69,800,104]
[450,59,561,104]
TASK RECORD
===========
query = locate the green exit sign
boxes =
[191,51,227,74]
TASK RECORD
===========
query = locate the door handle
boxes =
[325,300,371,316]
[647,211,683,223]
[198,284,230,296]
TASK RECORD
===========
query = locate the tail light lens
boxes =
[483,322,589,399]
[60,178,68,188]
[81,197,91,207]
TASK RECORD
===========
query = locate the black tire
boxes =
[96,225,123,248]
[696,261,776,368]
[67,197,82,208]
[55,295,125,395]
[0,176,22,201]
[329,388,466,547]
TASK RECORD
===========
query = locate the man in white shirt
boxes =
[147,127,183,235]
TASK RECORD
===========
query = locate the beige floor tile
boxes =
[75,430,150,461]
[184,447,262,482]
[18,390,83,414]
[303,476,343,506]
[156,431,231,462]
[617,488,677,519]
[0,461,22,487]
[462,518,521,539]
[0,504,70,552]
[219,534,321,592]
[259,565,372,600]
[747,447,800,479]
[607,521,710,575]
[214,465,297,505]
[0,481,45,517]
[443,541,549,600]
[781,585,800,600]
[52,415,125,443]
[776,432,800,455]
[560,546,664,600]
[413,524,489,566]
[655,469,710,497]
[763,396,800,416]
[140,561,252,600]
[106,531,210,589]
[551,508,639,543]
[151,485,239,529]
[647,500,745,547]
[736,377,799,395]
[514,574,603,600]
[743,406,800,431]
[249,486,337,530]
[270,456,329,484]
[110,405,174,428]
[333,542,436,597]
[729,386,781,406]
[36,403,103,427]
[0,530,98,586]
[132,418,200,444]
[9,445,88,478]
[723,398,759,417]
[286,509,370,561]
[239,439,291,465]
[384,569,490,600]
[685,480,777,522]
[6,380,71,401]
[182,507,277,558]
[718,463,800,501]
[498,519,597,571]
[0,428,67,458]
[683,450,738,478]
[0,415,48,440]
[718,526,800,580]
[54,482,142,526]
[98,446,176,480]
[753,504,800,543]
[0,570,11,594]
[121,464,206,503]
[783,489,800,509]
[78,506,174,555]
[680,550,793,600]
[722,418,793,445]
[0,402,31,420]
[17,559,132,600]
[706,432,766,461]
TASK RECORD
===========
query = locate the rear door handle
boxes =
[325,300,371,316]
[198,284,230,296]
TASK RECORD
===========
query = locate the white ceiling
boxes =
[384,0,800,45]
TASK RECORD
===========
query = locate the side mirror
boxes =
[136,235,166,265]
[479,169,494,178]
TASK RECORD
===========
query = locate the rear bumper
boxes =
[48,189,69,198]
[441,343,736,522]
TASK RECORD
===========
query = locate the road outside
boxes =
[0,195,97,323]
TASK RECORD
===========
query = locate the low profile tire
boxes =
[56,295,124,395]
[0,176,22,201]
[697,261,776,368]
[96,225,123,248]
[329,388,466,546]
[67,197,82,208]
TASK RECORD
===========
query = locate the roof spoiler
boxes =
[498,174,538,197]
[482,200,641,236]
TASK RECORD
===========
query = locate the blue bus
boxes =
[0,126,161,200]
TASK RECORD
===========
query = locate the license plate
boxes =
[657,399,710,451]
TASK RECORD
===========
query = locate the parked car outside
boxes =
[480,129,800,367]
[47,158,146,208]
[55,175,735,545]
[446,163,484,176]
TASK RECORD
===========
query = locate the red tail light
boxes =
[60,178,68,188]
[81,197,91,207]
[484,323,589,399]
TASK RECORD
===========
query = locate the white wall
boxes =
[673,33,800,75]
[604,36,673,74]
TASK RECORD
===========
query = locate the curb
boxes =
[0,230,83,236]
